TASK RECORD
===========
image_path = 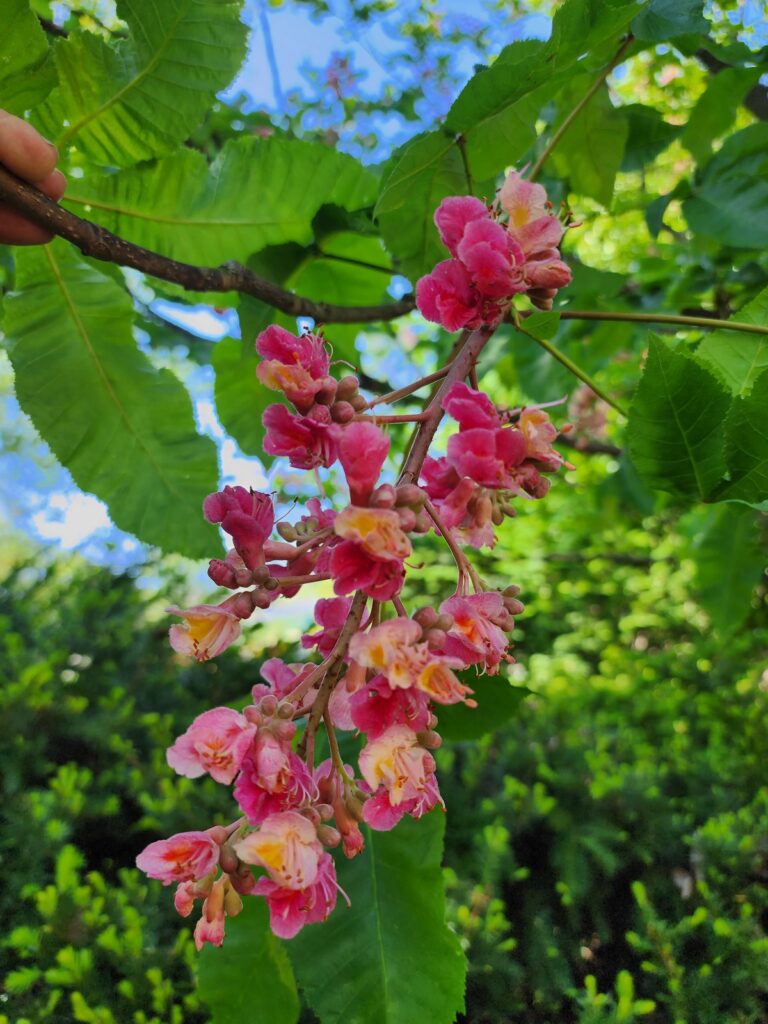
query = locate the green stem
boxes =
[513,320,627,417]
[529,34,634,182]
[456,133,474,194]
[557,309,768,337]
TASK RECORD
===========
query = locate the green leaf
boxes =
[36,0,249,166]
[64,139,377,270]
[683,124,768,249]
[696,287,768,395]
[288,813,466,1024]
[0,0,57,114]
[212,336,273,461]
[620,104,680,173]
[551,80,628,208]
[632,0,708,41]
[375,132,466,283]
[4,241,217,557]
[691,505,764,634]
[681,67,763,165]
[627,335,729,499]
[198,898,299,1024]
[438,672,530,741]
[717,369,768,505]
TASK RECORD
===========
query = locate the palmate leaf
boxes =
[627,335,729,499]
[696,287,768,396]
[3,241,217,557]
[631,0,708,41]
[288,813,466,1024]
[0,0,57,115]
[64,138,378,270]
[683,124,768,249]
[551,79,628,208]
[717,369,768,505]
[35,0,248,167]
[197,898,299,1024]
[375,132,466,284]
[691,505,765,635]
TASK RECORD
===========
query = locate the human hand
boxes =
[0,109,66,245]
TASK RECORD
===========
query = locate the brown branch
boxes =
[557,434,623,457]
[0,163,413,325]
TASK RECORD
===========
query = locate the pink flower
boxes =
[234,811,323,890]
[362,774,443,831]
[329,541,406,600]
[256,325,331,413]
[442,381,500,430]
[315,759,365,859]
[499,171,549,232]
[262,404,341,469]
[415,259,487,332]
[358,725,436,806]
[255,852,338,938]
[434,195,489,256]
[203,487,274,571]
[350,678,431,739]
[167,604,241,662]
[167,707,256,785]
[338,421,390,506]
[333,507,411,561]
[234,753,318,825]
[456,218,526,300]
[301,597,352,657]
[136,831,220,884]
[440,592,511,673]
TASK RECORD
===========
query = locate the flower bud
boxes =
[259,694,279,717]
[413,510,431,533]
[345,793,365,822]
[317,824,341,848]
[336,374,360,401]
[435,612,454,632]
[331,400,355,423]
[414,606,438,629]
[207,826,229,845]
[397,507,417,531]
[315,379,338,405]
[224,885,244,918]
[371,484,397,508]
[492,506,505,526]
[504,597,525,616]
[263,576,280,591]
[416,730,443,750]
[243,705,262,726]
[277,522,298,542]
[274,720,296,742]
[315,803,334,821]
[396,483,426,508]
[308,403,333,423]
[503,584,522,597]
[277,700,296,719]
[219,843,239,875]
[208,559,238,589]
[350,393,368,411]
[427,713,439,730]
[425,627,447,649]
[252,588,273,609]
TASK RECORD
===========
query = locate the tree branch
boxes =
[0,163,413,325]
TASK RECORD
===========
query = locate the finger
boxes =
[0,109,59,182]
[38,168,67,201]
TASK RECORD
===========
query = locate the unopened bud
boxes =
[243,705,262,725]
[336,374,360,401]
[274,720,296,742]
[503,584,521,597]
[259,694,278,717]
[492,506,505,526]
[414,606,438,629]
[425,627,447,649]
[263,576,279,591]
[277,700,296,719]
[504,597,525,616]
[277,522,298,542]
[413,510,430,533]
[345,793,365,822]
[224,885,244,917]
[303,517,319,534]
[252,588,273,609]
[371,483,397,508]
[315,803,334,821]
[331,400,355,423]
[397,507,417,531]
[416,730,443,750]
[207,826,228,846]
[226,592,256,618]
[317,824,341,848]
[396,483,426,508]
[316,379,338,405]
[250,565,271,585]
[219,843,239,874]
[435,612,454,632]
[350,393,368,411]
[208,559,237,589]
[427,713,439,730]
[308,403,333,423]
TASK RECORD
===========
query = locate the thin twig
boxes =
[558,309,768,337]
[0,164,412,325]
[360,367,451,410]
[424,497,482,592]
[512,320,627,417]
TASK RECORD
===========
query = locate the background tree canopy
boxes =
[0,0,766,1022]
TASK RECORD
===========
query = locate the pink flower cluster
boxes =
[422,382,572,547]
[416,170,572,330]
[139,284,570,945]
